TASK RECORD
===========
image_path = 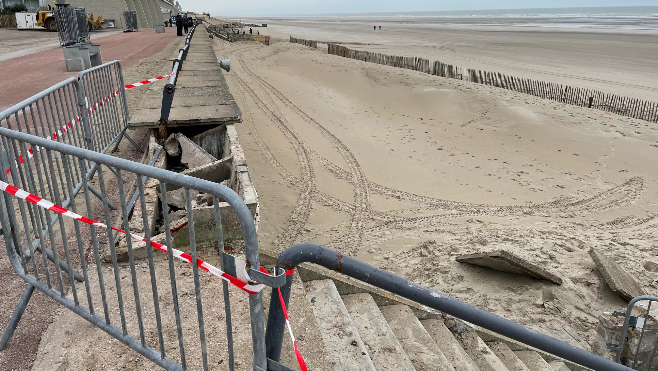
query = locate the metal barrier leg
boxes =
[0,284,35,350]
[265,271,293,362]
[115,130,143,154]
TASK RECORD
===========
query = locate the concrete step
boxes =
[343,294,416,371]
[488,341,530,371]
[513,351,553,371]
[548,361,571,371]
[305,280,376,371]
[380,305,454,371]
[421,319,481,371]
[446,319,509,371]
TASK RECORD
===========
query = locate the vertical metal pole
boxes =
[215,198,234,371]
[265,271,293,362]
[75,80,95,152]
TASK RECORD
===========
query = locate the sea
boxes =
[285,6,658,30]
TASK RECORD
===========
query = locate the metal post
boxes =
[265,270,293,362]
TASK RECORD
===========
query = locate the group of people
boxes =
[373,25,382,30]
[175,15,193,36]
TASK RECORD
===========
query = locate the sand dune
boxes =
[214,25,658,349]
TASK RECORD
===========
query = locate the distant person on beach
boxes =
[374,25,376,30]
[379,26,381,30]
[250,28,253,35]
[176,15,183,36]
[183,16,189,34]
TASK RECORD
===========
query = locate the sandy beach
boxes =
[216,16,658,349]
[241,15,658,102]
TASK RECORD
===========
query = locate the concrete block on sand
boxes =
[380,305,454,371]
[343,293,416,371]
[487,341,530,371]
[305,280,376,371]
[456,250,563,285]
[421,318,480,371]
[513,351,553,371]
[446,318,509,371]
[589,248,645,301]
[548,361,571,371]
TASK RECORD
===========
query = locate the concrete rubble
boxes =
[589,248,645,301]
[456,250,563,285]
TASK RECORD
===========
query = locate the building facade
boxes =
[1,0,180,29]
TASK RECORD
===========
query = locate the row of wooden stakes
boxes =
[290,36,318,49]
[285,41,658,123]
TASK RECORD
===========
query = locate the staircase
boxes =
[301,278,581,371]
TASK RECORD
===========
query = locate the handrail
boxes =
[268,243,634,371]
[160,24,196,129]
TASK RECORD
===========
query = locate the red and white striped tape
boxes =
[0,173,307,369]
[259,267,308,371]
[124,73,171,90]
[0,178,265,295]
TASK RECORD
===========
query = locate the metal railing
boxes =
[611,295,658,370]
[77,60,141,154]
[268,243,636,371]
[55,5,89,46]
[0,123,273,370]
[159,23,196,134]
[123,10,138,32]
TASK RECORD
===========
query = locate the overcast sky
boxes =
[180,0,657,17]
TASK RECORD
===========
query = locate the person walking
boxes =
[374,25,376,30]
[249,28,252,35]
[176,14,183,36]
[183,16,189,34]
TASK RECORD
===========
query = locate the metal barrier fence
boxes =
[0,61,141,243]
[268,243,636,371]
[0,123,274,370]
[612,295,658,370]
[123,10,138,32]
[77,60,141,154]
[55,5,89,47]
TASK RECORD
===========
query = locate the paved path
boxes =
[0,29,179,111]
[0,29,123,63]
[129,27,241,128]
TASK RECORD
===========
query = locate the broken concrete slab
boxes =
[589,249,645,301]
[456,250,563,285]
[129,104,242,128]
[177,132,217,169]
[164,133,181,157]
[191,124,226,159]
[166,156,232,192]
[160,187,200,210]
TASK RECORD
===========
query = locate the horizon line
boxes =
[208,4,658,18]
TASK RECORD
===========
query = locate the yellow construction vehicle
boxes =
[87,13,107,30]
[34,9,57,32]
